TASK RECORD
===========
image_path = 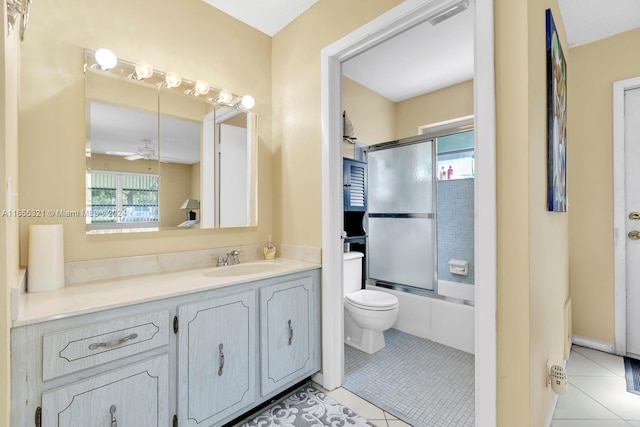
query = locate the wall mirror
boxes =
[84,49,258,233]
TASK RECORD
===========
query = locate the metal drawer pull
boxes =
[288,319,293,345]
[629,230,640,240]
[218,343,225,376]
[630,212,640,220]
[110,405,117,427]
[88,333,138,350]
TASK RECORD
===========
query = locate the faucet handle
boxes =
[216,254,228,267]
[228,250,240,265]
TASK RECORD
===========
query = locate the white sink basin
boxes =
[203,262,283,277]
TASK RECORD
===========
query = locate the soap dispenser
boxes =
[264,235,276,260]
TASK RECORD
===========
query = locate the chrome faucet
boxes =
[215,250,240,267]
[227,250,240,265]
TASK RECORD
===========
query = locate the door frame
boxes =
[319,0,497,425]
[613,76,640,356]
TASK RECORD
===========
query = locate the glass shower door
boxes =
[366,139,437,291]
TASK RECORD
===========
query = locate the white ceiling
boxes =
[201,0,319,36]
[558,0,640,47]
[202,0,640,102]
[342,1,475,102]
[90,102,201,165]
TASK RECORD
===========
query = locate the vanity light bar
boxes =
[83,48,254,109]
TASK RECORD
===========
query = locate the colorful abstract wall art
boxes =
[546,9,567,212]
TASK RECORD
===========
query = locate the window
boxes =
[436,130,475,180]
[86,171,159,229]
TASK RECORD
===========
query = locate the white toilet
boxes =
[343,251,399,354]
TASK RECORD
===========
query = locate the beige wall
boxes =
[1,3,20,423]
[19,0,272,263]
[342,77,474,159]
[495,0,570,425]
[395,79,474,139]
[526,2,570,426]
[190,161,200,200]
[495,1,531,422]
[342,76,395,154]
[271,0,402,248]
[569,27,640,343]
[160,162,194,227]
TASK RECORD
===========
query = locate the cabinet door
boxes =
[343,158,367,212]
[260,277,320,396]
[178,291,256,427]
[41,355,168,427]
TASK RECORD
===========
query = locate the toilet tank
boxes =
[343,251,364,294]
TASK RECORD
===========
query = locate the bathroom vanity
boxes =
[10,259,321,427]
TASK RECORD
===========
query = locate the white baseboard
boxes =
[572,335,615,353]
[544,394,559,427]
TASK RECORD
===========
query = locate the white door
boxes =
[626,86,640,357]
[219,123,250,227]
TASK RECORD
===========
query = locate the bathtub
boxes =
[366,280,474,354]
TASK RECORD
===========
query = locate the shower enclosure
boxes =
[366,135,437,292]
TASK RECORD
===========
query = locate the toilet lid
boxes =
[345,290,398,310]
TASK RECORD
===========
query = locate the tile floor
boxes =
[321,384,412,427]
[552,346,640,426]
[342,329,474,426]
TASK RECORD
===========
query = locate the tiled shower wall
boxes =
[437,178,474,285]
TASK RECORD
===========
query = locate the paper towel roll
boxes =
[28,224,64,293]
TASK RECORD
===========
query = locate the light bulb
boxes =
[133,61,154,79]
[241,95,255,109]
[164,72,182,88]
[95,48,117,71]
[218,89,233,104]
[194,80,210,96]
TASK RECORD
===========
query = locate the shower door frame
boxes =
[364,135,439,294]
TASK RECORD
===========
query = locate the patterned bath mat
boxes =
[240,384,376,427]
[624,356,640,395]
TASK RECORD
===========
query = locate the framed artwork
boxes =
[546,9,567,212]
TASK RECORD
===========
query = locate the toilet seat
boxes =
[345,289,398,311]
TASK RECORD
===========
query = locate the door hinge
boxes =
[173,414,178,427]
[173,316,179,334]
[35,406,42,427]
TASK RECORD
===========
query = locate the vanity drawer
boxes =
[42,310,170,381]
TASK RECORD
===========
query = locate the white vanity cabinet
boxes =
[41,355,168,427]
[11,266,321,427]
[11,308,172,427]
[178,290,256,426]
[260,276,320,396]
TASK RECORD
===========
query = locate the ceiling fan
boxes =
[124,140,156,161]
[122,140,179,163]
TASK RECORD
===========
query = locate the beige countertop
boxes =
[13,258,320,327]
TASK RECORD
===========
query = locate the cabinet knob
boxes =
[288,319,294,346]
[110,405,117,427]
[218,343,225,376]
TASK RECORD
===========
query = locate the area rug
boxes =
[624,356,640,396]
[240,384,376,427]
